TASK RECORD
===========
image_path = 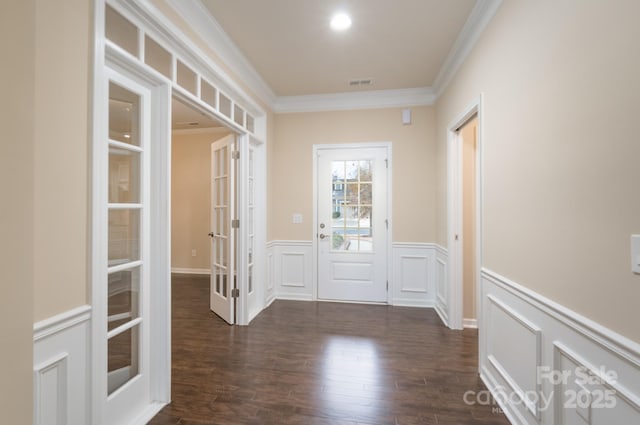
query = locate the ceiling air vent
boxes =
[349,78,373,87]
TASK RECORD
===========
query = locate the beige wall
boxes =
[461,117,477,320]
[272,107,436,242]
[436,0,640,341]
[33,0,91,321]
[172,131,231,270]
[0,1,35,422]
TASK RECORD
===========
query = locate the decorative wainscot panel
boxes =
[479,270,640,425]
[391,243,437,307]
[33,306,91,425]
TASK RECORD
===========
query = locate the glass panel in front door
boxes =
[331,160,373,251]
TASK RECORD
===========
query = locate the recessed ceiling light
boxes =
[330,13,352,31]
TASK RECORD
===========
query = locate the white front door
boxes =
[316,146,390,302]
[210,134,236,324]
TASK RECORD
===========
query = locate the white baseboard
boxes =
[463,318,478,329]
[435,303,449,327]
[480,269,640,425]
[276,293,314,301]
[33,305,92,425]
[435,246,448,326]
[130,402,168,425]
[393,299,436,308]
[171,267,211,275]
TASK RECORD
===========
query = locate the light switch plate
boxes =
[632,235,640,274]
[292,213,303,224]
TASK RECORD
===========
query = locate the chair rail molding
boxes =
[33,305,92,425]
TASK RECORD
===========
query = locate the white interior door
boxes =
[317,146,389,302]
[105,73,151,424]
[210,134,236,324]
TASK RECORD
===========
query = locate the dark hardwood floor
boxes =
[149,274,510,425]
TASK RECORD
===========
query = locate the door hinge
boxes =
[232,219,240,229]
[385,219,388,229]
[386,280,389,291]
[232,150,240,160]
[385,158,388,168]
[231,288,240,298]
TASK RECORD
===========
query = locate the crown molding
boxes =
[432,0,503,97]
[273,87,436,114]
[165,0,277,108]
[164,0,502,114]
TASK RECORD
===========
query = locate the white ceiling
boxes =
[199,0,477,97]
[172,98,224,130]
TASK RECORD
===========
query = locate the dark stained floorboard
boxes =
[149,274,510,425]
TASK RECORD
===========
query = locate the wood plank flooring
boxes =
[149,274,510,425]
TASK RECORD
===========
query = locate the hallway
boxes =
[150,275,510,425]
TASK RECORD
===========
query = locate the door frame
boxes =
[92,40,172,424]
[312,143,393,303]
[446,95,484,335]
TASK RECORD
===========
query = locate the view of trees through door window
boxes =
[331,160,373,251]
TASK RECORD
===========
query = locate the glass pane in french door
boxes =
[107,325,139,394]
[107,81,144,395]
[108,267,140,331]
[109,148,140,203]
[109,82,140,146]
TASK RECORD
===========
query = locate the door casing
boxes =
[446,95,484,349]
[312,143,393,304]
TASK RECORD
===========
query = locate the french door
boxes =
[316,146,390,303]
[103,71,152,423]
[210,134,236,324]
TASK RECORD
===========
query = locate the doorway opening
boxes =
[170,96,237,323]
[170,95,265,325]
[446,96,483,335]
[459,117,478,329]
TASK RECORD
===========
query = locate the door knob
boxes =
[208,232,215,238]
[319,233,327,239]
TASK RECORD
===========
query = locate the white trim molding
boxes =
[480,269,640,425]
[160,0,503,113]
[432,0,503,97]
[33,306,92,425]
[274,87,436,113]
[171,267,211,275]
[446,95,484,331]
[463,318,478,329]
[164,0,277,107]
[34,305,91,342]
[435,245,449,327]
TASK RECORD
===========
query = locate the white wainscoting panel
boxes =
[480,269,640,425]
[391,243,436,307]
[269,241,313,300]
[33,305,91,425]
[435,245,449,325]
[265,245,276,307]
